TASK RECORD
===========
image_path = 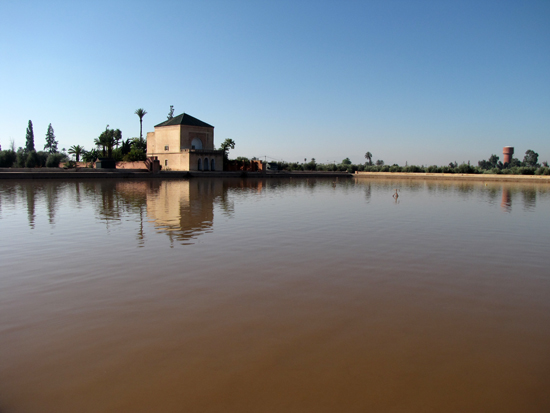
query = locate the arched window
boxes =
[211,159,215,171]
[197,158,202,171]
[204,158,209,171]
[191,138,203,150]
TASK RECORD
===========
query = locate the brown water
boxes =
[0,178,549,412]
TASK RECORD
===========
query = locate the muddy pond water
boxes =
[0,177,549,412]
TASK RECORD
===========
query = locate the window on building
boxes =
[191,138,203,150]
[164,145,169,151]
[164,159,168,166]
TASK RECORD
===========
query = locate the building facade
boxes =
[146,113,224,171]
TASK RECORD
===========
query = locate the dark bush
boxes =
[456,163,476,174]
[0,150,17,167]
[45,153,67,167]
[519,167,535,175]
[25,151,39,168]
[405,165,424,173]
[123,147,147,162]
[36,151,49,167]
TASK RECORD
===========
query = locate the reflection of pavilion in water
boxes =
[146,179,224,244]
[101,179,265,245]
[145,179,266,244]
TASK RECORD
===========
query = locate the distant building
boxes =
[146,113,224,171]
[503,146,514,164]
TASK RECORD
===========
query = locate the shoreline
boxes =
[0,169,351,180]
[1,169,549,183]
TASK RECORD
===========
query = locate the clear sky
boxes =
[1,0,549,166]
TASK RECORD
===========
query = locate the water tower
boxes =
[503,147,514,164]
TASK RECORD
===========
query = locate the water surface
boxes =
[1,178,549,412]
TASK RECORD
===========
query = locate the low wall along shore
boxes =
[354,171,550,183]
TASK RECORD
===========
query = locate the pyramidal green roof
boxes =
[155,113,214,128]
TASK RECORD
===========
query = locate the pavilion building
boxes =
[146,113,224,171]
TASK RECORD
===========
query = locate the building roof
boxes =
[155,113,214,128]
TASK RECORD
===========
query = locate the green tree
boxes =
[134,108,147,140]
[68,145,85,162]
[45,153,67,167]
[342,157,352,165]
[304,158,317,171]
[364,151,373,165]
[25,150,39,167]
[124,146,147,162]
[44,123,58,153]
[25,120,35,152]
[376,159,384,166]
[167,105,174,120]
[220,138,235,161]
[131,136,147,151]
[120,138,132,155]
[488,154,499,168]
[113,129,122,149]
[0,150,17,167]
[93,137,104,155]
[523,149,539,167]
[95,126,117,158]
[82,149,100,167]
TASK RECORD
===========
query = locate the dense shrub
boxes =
[111,148,124,162]
[16,150,26,167]
[404,165,423,173]
[519,167,535,175]
[456,163,476,174]
[36,151,49,167]
[123,147,147,162]
[24,151,39,168]
[45,153,67,167]
[0,150,17,167]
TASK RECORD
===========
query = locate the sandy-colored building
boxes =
[146,113,224,171]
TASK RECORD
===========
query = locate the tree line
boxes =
[0,108,151,168]
[267,150,549,176]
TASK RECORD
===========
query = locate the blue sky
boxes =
[1,0,549,165]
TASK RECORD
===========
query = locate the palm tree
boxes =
[82,149,100,168]
[364,151,373,165]
[94,137,105,156]
[135,108,147,140]
[120,138,132,156]
[220,138,236,160]
[96,126,115,158]
[68,145,84,162]
[113,129,122,149]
